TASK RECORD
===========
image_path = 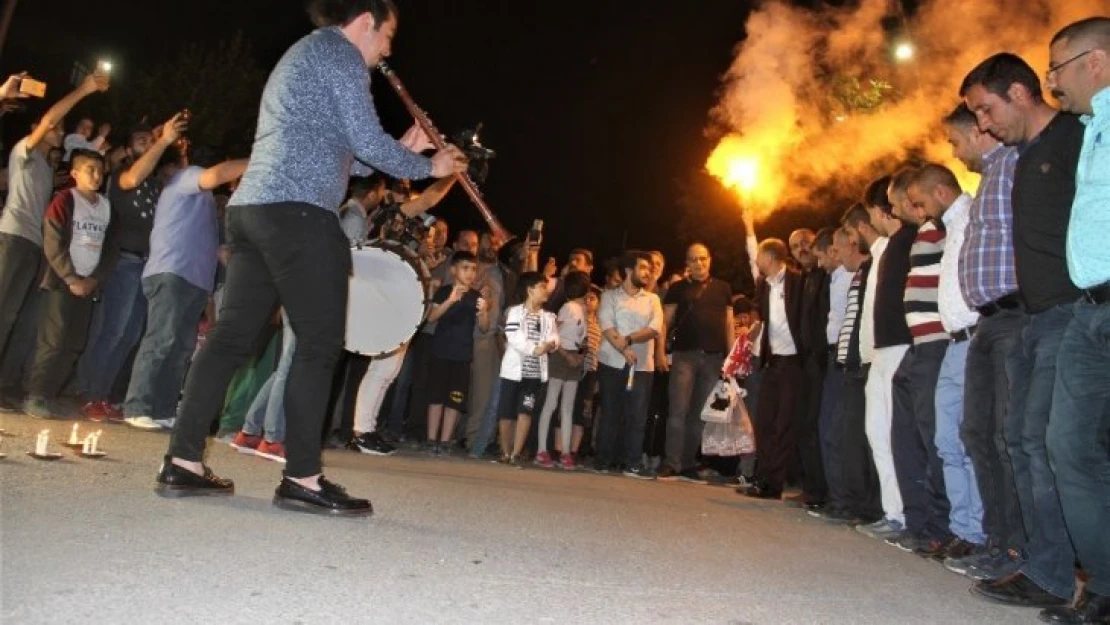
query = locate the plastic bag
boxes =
[700,378,735,424]
[702,378,756,456]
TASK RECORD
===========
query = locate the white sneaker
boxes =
[154,418,176,430]
[125,416,162,431]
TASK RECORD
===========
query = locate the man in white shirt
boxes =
[910,138,988,561]
[62,117,111,161]
[738,238,805,500]
[595,251,663,479]
[813,228,853,510]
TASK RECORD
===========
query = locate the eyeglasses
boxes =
[1046,49,1094,79]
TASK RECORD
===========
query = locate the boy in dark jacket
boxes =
[22,149,117,418]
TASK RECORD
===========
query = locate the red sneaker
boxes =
[82,401,107,422]
[534,450,554,468]
[102,402,124,423]
[255,440,286,463]
[230,431,263,454]
[560,452,576,471]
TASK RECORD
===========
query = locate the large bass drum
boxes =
[345,241,431,357]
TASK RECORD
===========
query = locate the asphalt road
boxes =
[1,413,1032,624]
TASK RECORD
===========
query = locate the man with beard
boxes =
[790,226,830,509]
[1041,17,1110,624]
[465,231,507,452]
[594,251,663,479]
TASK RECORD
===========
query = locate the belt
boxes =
[767,354,801,364]
[1082,282,1110,306]
[950,325,977,343]
[977,293,1021,317]
[119,249,148,261]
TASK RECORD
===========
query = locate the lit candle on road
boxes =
[69,423,80,445]
[82,435,92,454]
[35,430,49,456]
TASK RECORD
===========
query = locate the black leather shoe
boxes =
[154,456,234,497]
[737,483,782,500]
[273,476,373,517]
[971,572,1069,608]
[1039,592,1110,624]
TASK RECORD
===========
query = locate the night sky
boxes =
[3,0,764,274]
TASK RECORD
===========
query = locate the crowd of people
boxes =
[0,3,1107,622]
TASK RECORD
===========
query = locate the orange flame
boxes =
[706,134,789,220]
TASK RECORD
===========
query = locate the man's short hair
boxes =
[348,176,382,200]
[959,52,1043,102]
[841,202,871,229]
[888,166,920,197]
[569,248,594,267]
[617,250,652,279]
[127,122,153,145]
[757,239,788,263]
[911,163,962,195]
[1051,17,1110,49]
[942,103,978,130]
[70,149,105,170]
[862,175,893,213]
[813,228,835,252]
[307,0,397,28]
[450,250,477,266]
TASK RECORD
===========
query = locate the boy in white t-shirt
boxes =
[23,150,117,418]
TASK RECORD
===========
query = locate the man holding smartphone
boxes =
[0,70,110,412]
[156,0,466,517]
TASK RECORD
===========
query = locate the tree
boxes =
[103,32,266,154]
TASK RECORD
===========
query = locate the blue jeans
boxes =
[596,364,653,467]
[665,350,723,472]
[1006,305,1076,600]
[124,273,208,420]
[960,309,1025,552]
[820,351,846,509]
[1048,300,1110,596]
[468,375,502,456]
[934,338,986,544]
[243,311,293,442]
[77,254,147,400]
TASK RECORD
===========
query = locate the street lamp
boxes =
[894,41,915,62]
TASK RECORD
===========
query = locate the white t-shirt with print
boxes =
[68,189,111,277]
[556,300,587,350]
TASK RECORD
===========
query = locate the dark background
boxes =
[3,0,870,292]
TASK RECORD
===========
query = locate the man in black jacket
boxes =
[792,227,830,508]
[739,238,805,500]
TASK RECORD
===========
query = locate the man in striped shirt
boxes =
[883,167,954,556]
[811,220,882,525]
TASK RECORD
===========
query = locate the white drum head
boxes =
[346,247,427,356]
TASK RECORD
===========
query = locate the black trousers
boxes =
[169,203,350,478]
[840,366,882,519]
[797,354,829,503]
[0,233,43,372]
[754,355,804,493]
[27,288,94,398]
[892,340,952,540]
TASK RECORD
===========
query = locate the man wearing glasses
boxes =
[1041,17,1110,625]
